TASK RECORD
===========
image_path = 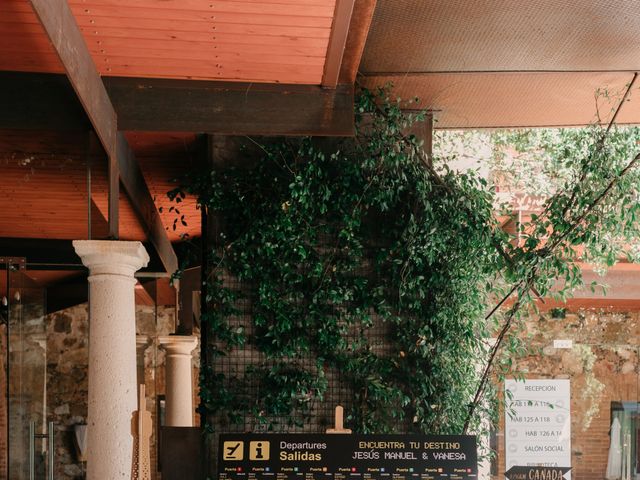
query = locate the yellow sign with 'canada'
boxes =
[249,441,270,460]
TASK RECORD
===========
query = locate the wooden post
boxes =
[326,405,352,434]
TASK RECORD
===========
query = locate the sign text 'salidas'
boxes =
[279,441,327,461]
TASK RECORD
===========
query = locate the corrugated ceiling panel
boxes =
[362,0,640,74]
[360,72,639,128]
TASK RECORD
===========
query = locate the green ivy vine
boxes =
[170,87,505,435]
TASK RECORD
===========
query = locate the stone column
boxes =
[159,335,198,427]
[73,240,149,480]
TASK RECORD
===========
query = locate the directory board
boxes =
[505,379,571,476]
[218,434,478,480]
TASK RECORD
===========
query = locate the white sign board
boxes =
[505,379,571,475]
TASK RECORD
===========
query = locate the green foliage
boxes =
[171,85,640,438]
[171,87,505,435]
[490,126,640,270]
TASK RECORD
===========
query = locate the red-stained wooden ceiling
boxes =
[0,130,200,242]
[0,0,375,274]
[0,0,336,84]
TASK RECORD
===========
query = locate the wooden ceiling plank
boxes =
[84,50,327,66]
[78,38,329,58]
[109,32,328,48]
[0,50,325,84]
[0,22,332,46]
[67,9,333,29]
[322,0,356,88]
[0,19,332,40]
[68,0,335,14]
[67,2,336,19]
[72,15,331,36]
[88,54,327,70]
[93,38,327,54]
[70,0,334,8]
[0,54,65,73]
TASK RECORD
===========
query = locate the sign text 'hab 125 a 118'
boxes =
[217,434,478,480]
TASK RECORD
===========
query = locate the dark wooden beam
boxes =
[0,73,89,131]
[27,0,178,271]
[0,72,355,137]
[108,149,120,239]
[138,278,158,306]
[0,238,81,268]
[177,267,200,335]
[47,275,88,314]
[339,0,378,84]
[423,113,434,159]
[116,133,179,274]
[322,0,357,88]
[105,77,354,136]
[0,238,168,272]
[28,0,117,159]
[408,113,433,161]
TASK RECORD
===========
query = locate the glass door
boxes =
[2,258,52,479]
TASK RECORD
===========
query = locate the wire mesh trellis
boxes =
[206,264,407,469]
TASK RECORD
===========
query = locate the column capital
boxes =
[159,335,198,356]
[73,240,149,277]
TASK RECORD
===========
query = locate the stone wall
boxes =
[493,308,640,480]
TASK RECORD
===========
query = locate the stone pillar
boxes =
[73,240,149,480]
[159,335,198,427]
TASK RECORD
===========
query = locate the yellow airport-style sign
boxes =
[249,441,270,461]
[223,441,244,461]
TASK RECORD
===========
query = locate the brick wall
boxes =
[493,309,640,480]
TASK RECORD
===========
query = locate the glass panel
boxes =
[1,262,9,479]
[608,402,640,480]
[4,259,49,479]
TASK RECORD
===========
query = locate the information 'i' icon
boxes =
[250,441,270,460]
